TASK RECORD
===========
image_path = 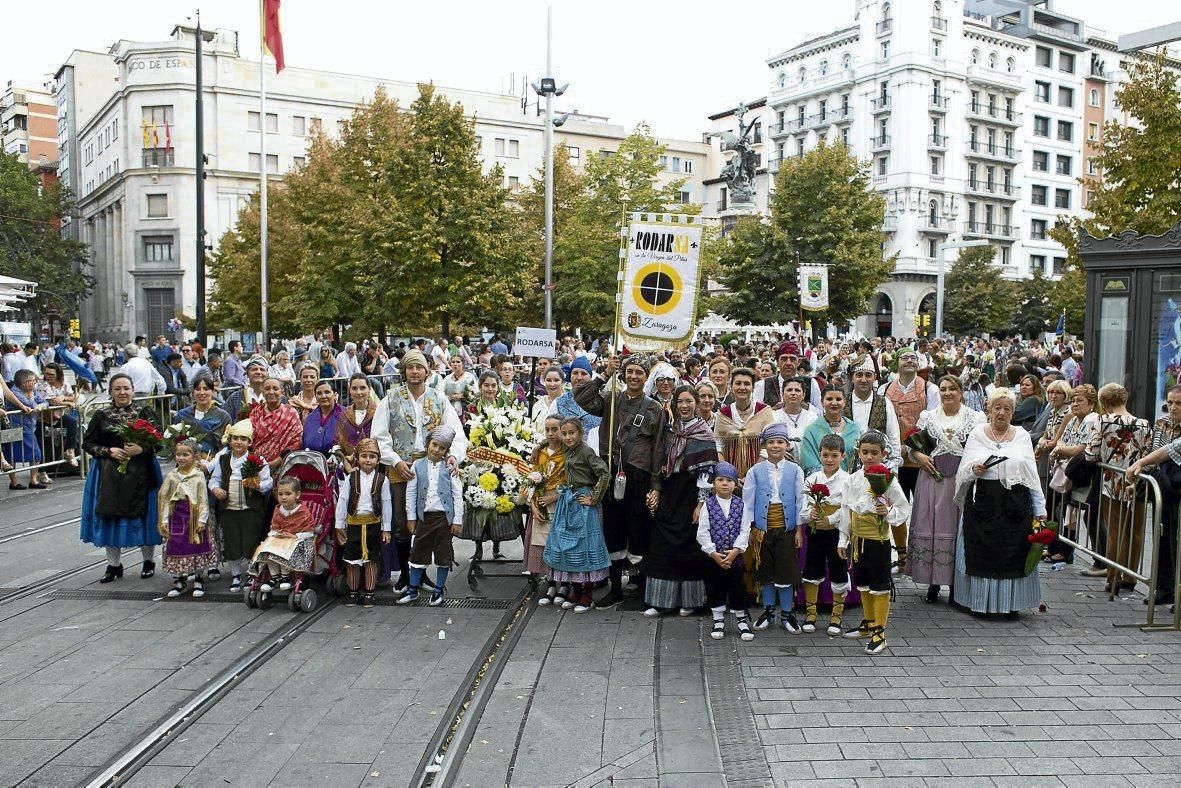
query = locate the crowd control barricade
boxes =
[1048,460,1179,631]
[77,393,178,475]
[1,403,80,478]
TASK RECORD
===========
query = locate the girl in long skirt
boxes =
[543,418,611,613]
[528,416,565,605]
[158,440,218,597]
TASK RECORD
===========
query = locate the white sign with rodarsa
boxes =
[619,221,702,349]
[512,326,557,358]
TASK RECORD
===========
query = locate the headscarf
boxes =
[430,425,456,449]
[664,415,718,478]
[244,354,269,371]
[760,423,791,444]
[355,438,381,457]
[566,356,593,382]
[224,419,254,444]
[714,461,739,481]
[401,349,428,371]
[643,361,679,397]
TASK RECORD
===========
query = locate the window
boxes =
[293,156,305,168]
[337,119,347,135]
[1006,57,1015,73]
[1031,255,1047,274]
[797,106,806,124]
[840,127,849,146]
[930,155,941,175]
[680,190,691,205]
[568,146,579,160]
[248,111,260,131]
[146,193,168,217]
[1033,151,1049,172]
[928,199,939,223]
[776,110,785,129]
[819,60,829,76]
[1056,155,1072,176]
[659,155,668,169]
[1059,52,1075,73]
[968,163,978,188]
[932,38,942,57]
[929,238,939,257]
[143,236,174,263]
[1033,116,1050,137]
[1005,97,1015,119]
[507,175,520,188]
[1001,246,1010,267]
[842,93,850,113]
[494,138,505,156]
[932,79,942,100]
[1053,257,1066,276]
[1088,122,1099,141]
[265,113,278,133]
[1089,88,1100,107]
[248,153,279,174]
[1036,47,1053,68]
[684,160,693,174]
[796,138,805,157]
[1055,188,1071,209]
[877,156,887,176]
[1087,158,1098,176]
[777,72,787,89]
[142,105,174,147]
[1057,121,1073,142]
[309,117,322,133]
[988,52,998,69]
[843,53,852,71]
[1031,184,1047,205]
[1035,81,1051,103]
[970,49,980,65]
[292,115,306,136]
[112,119,118,140]
[819,99,827,120]
[671,156,681,173]
[880,41,890,60]
[1058,86,1074,108]
[1031,219,1048,240]
[798,67,807,84]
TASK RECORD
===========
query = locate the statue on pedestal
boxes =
[708,103,758,211]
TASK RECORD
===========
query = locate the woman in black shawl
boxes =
[642,385,719,616]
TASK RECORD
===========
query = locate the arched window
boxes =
[843,52,852,70]
[928,199,939,224]
[988,52,998,69]
[778,72,787,89]
[970,48,980,65]
[819,59,829,76]
[1006,57,1015,73]
[798,66,807,84]
[1090,88,1099,105]
[882,2,891,20]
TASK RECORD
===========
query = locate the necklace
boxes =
[984,424,1013,448]
[784,410,802,428]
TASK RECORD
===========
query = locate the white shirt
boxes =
[849,391,902,471]
[404,458,465,524]
[739,459,808,530]
[371,387,467,466]
[773,407,818,463]
[120,356,166,395]
[334,469,394,532]
[207,449,275,506]
[753,375,823,408]
[336,352,362,378]
[695,495,751,554]
[839,470,912,549]
[382,356,400,377]
[2,352,23,382]
[803,468,849,527]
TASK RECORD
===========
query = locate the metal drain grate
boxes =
[702,629,775,787]
[371,595,514,610]
[47,589,245,603]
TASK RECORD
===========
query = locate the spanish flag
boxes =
[262,0,285,73]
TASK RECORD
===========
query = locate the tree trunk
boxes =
[440,312,450,342]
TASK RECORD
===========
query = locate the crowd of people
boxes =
[7,326,1179,655]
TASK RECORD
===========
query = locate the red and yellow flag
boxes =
[262,0,285,72]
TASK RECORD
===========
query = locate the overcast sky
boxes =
[3,0,1176,140]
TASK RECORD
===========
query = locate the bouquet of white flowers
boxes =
[460,403,537,521]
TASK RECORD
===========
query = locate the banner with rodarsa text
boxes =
[618,219,702,351]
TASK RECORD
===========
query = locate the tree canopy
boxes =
[942,245,1016,337]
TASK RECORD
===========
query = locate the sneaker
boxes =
[843,619,872,639]
[259,582,273,593]
[362,593,376,609]
[278,577,292,591]
[538,585,555,606]
[736,616,755,642]
[229,577,242,593]
[781,613,801,634]
[573,600,592,613]
[561,598,575,610]
[595,589,625,609]
[802,615,817,634]
[642,607,661,617]
[345,592,359,607]
[678,607,695,617]
[710,618,726,640]
[167,579,186,598]
[208,568,222,581]
[428,590,446,607]
[865,629,888,655]
[826,617,842,637]
[753,608,776,630]
[396,589,420,605]
[192,581,205,598]
[1080,566,1107,577]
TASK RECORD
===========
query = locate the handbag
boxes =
[1154,461,1181,499]
[1049,463,1072,494]
[1063,453,1096,488]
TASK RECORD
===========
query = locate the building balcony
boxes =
[768,71,855,103]
[967,102,1021,126]
[965,140,1021,163]
[964,221,1017,241]
[965,64,1021,93]
[871,95,890,113]
[871,134,891,151]
[919,217,951,234]
[876,18,892,35]
[967,181,1020,200]
[882,216,898,232]
[931,15,948,32]
[929,94,950,112]
[928,134,948,150]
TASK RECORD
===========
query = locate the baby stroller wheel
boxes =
[244,587,258,608]
[287,592,300,612]
[300,588,318,613]
[258,590,273,610]
[332,574,349,597]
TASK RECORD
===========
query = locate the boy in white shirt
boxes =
[401,426,465,606]
[802,434,851,635]
[696,462,753,641]
[335,438,393,608]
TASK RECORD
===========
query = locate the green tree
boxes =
[1012,268,1055,339]
[0,153,91,332]
[1049,51,1181,323]
[714,142,894,327]
[551,126,689,335]
[942,245,1016,336]
[513,143,582,329]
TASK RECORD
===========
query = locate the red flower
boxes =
[1028,528,1057,545]
[247,453,265,465]
[864,463,891,478]
[809,483,831,498]
[903,427,922,440]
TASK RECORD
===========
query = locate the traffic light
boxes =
[923,314,931,327]
[69,319,80,339]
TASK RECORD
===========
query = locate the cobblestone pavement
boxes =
[0,483,1178,787]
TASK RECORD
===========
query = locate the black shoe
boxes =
[753,607,776,630]
[140,560,155,579]
[207,568,222,581]
[926,585,940,603]
[595,588,625,609]
[492,544,506,560]
[1145,590,1176,606]
[345,592,359,607]
[100,564,124,583]
[361,593,376,608]
[473,543,484,562]
[1004,610,1020,620]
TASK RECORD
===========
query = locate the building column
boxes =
[113,201,126,337]
[105,208,116,336]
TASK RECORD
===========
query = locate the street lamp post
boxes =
[935,239,990,337]
[532,6,568,331]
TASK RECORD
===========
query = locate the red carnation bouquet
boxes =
[114,417,163,473]
[864,463,894,538]
[806,483,831,533]
[1025,520,1060,575]
[240,453,266,489]
[902,427,943,480]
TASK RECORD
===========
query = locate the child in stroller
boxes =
[251,477,316,592]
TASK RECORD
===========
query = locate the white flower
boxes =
[501,463,520,478]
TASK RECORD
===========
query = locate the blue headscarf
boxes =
[566,356,593,382]
[556,358,601,434]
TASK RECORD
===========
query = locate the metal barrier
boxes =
[1048,460,1179,631]
[1,403,81,479]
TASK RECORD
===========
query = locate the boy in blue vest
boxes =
[400,425,464,606]
[741,423,808,633]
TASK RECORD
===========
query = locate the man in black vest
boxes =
[754,341,822,409]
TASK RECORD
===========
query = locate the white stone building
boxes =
[70,23,709,342]
[704,0,1140,338]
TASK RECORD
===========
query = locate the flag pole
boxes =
[259,6,270,351]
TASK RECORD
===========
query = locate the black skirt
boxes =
[642,471,708,582]
[962,479,1033,580]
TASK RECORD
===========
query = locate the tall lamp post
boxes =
[531,6,568,331]
[935,239,990,337]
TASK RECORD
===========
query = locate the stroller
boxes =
[244,450,342,613]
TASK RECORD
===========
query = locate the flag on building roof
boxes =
[262,0,285,73]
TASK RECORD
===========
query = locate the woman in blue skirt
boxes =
[80,373,164,582]
[543,417,611,613]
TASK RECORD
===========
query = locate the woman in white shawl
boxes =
[953,388,1047,618]
[644,361,679,420]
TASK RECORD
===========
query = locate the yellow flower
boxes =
[478,471,500,492]
[494,495,515,514]
[469,426,486,445]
